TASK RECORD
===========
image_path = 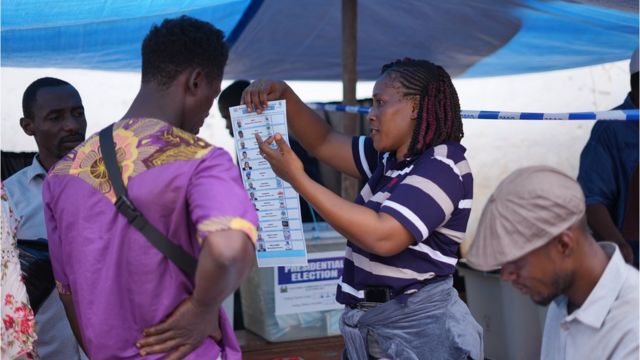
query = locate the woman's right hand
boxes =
[241,79,290,113]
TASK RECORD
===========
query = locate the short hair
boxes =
[22,77,73,119]
[219,80,250,108]
[380,58,463,158]
[141,16,229,88]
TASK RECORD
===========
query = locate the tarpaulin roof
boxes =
[2,0,638,79]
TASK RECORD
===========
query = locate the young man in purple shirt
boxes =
[44,16,257,359]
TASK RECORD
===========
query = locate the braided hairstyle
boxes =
[380,58,463,158]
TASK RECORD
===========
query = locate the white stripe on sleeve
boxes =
[381,200,429,239]
[359,136,372,178]
[434,156,462,180]
[456,160,471,176]
[402,175,454,216]
[409,242,458,266]
[436,227,466,243]
[433,144,448,158]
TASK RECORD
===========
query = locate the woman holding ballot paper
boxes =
[243,58,483,360]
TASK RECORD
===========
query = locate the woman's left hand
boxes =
[256,133,305,186]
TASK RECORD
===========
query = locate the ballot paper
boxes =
[230,100,308,267]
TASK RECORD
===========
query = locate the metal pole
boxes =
[341,0,360,201]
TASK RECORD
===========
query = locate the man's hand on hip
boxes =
[136,297,221,359]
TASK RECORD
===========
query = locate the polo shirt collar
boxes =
[385,151,417,170]
[563,242,627,329]
[26,155,47,183]
[384,142,466,171]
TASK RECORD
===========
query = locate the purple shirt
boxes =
[44,118,258,359]
[336,136,473,305]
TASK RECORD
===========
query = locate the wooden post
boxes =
[341,0,360,201]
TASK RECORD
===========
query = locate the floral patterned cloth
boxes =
[1,185,37,359]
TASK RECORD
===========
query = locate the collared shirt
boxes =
[336,136,473,305]
[541,242,639,360]
[44,118,258,360]
[4,155,47,240]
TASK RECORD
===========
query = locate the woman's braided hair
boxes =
[380,58,463,158]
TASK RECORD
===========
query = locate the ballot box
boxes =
[241,222,347,342]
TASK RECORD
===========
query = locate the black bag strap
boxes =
[99,124,197,277]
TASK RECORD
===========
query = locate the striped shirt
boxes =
[336,136,473,305]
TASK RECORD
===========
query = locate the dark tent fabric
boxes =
[1,151,36,181]
[2,0,638,79]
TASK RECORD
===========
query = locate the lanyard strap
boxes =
[99,124,197,277]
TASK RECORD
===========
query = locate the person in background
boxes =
[466,165,639,359]
[244,59,483,359]
[577,47,639,267]
[4,77,87,359]
[43,16,256,359]
[218,80,324,223]
[1,183,38,359]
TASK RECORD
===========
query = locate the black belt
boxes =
[349,276,453,309]
[348,286,393,309]
[363,286,393,303]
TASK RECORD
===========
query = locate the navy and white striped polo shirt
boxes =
[336,136,473,305]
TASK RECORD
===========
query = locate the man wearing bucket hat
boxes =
[466,165,639,360]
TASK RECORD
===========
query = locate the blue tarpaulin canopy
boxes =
[2,0,638,80]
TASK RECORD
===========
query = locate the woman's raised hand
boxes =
[255,132,305,186]
[241,79,290,113]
